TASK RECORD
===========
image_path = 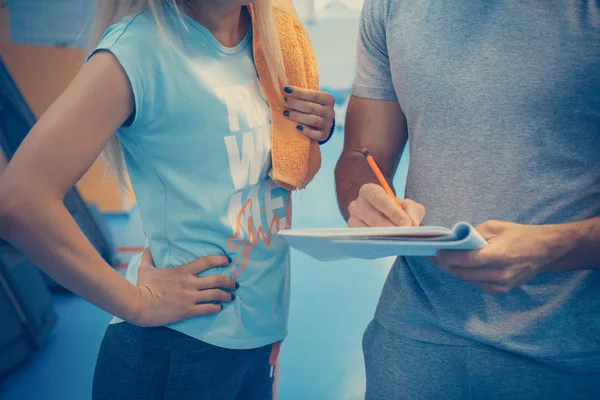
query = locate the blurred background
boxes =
[0,1,409,399]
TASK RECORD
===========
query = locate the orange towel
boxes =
[249,2,322,191]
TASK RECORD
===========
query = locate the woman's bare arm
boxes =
[0,51,143,320]
[0,52,235,325]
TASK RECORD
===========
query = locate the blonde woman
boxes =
[0,0,335,398]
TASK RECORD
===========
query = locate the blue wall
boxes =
[8,0,94,47]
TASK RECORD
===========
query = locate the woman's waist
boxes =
[111,278,290,350]
[167,295,290,350]
[145,233,289,270]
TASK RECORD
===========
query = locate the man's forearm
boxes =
[334,152,389,220]
[335,96,407,221]
[546,217,600,272]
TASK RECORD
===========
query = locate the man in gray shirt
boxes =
[335,1,600,398]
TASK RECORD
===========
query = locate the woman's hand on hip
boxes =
[129,248,237,327]
[282,86,335,142]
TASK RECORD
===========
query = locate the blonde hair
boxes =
[88,0,294,186]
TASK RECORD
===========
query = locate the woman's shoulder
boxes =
[99,9,160,50]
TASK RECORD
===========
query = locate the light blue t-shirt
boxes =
[93,6,291,349]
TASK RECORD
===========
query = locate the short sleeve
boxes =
[87,13,155,130]
[352,0,397,101]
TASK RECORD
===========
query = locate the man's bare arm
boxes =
[335,96,408,221]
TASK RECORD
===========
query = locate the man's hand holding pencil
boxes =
[347,148,426,228]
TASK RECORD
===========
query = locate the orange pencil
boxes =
[358,147,410,222]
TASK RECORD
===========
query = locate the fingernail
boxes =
[296,125,304,131]
[231,293,236,301]
[235,282,240,289]
[284,87,293,93]
[283,110,290,117]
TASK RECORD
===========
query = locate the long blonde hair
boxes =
[88,0,293,186]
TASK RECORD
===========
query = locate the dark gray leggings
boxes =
[93,322,274,400]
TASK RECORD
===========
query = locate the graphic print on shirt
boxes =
[219,78,291,278]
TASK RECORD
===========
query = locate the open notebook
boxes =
[277,222,487,261]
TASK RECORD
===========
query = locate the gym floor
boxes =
[1,16,412,400]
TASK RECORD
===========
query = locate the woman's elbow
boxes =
[0,191,19,238]
[0,184,34,238]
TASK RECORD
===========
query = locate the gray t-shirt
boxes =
[353,0,600,373]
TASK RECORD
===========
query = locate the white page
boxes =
[278,222,487,261]
[279,225,454,239]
